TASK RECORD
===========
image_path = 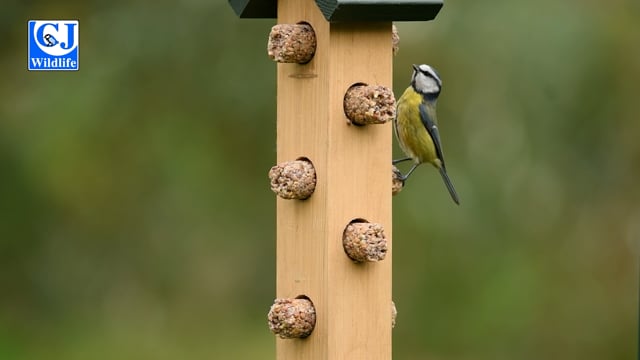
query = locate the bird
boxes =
[393,64,460,205]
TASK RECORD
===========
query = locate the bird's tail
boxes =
[439,167,460,205]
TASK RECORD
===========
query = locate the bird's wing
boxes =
[419,103,447,169]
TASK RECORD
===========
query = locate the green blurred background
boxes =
[1,0,638,359]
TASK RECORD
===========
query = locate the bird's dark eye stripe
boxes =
[422,71,441,85]
[420,69,436,77]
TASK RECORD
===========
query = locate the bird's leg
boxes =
[392,157,412,165]
[398,163,420,182]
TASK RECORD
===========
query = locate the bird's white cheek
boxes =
[416,76,439,94]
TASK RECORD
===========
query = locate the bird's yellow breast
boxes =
[394,87,438,165]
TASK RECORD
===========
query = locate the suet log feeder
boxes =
[268,24,317,64]
[269,159,317,200]
[268,297,317,339]
[229,0,442,358]
[342,220,388,262]
[343,84,396,125]
[392,165,405,195]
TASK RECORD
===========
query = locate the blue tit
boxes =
[393,64,460,205]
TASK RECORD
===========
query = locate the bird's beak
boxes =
[412,64,419,71]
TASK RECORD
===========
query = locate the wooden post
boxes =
[275,1,392,358]
[228,0,443,358]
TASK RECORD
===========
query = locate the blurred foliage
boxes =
[1,0,638,359]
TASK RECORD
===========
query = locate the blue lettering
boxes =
[35,22,57,47]
[60,23,76,50]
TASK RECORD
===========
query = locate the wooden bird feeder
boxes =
[228,0,442,358]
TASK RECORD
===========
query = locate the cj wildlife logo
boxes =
[28,20,79,71]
